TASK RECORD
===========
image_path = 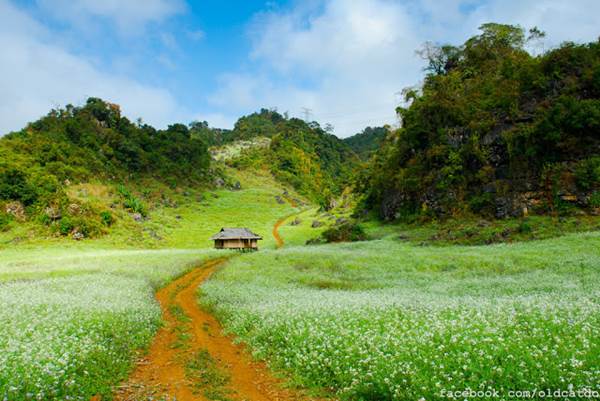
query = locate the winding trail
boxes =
[112,257,311,401]
[272,195,300,249]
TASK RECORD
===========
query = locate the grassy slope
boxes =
[201,231,600,400]
[0,168,303,250]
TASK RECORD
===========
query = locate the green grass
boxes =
[362,215,600,246]
[186,349,233,401]
[201,232,600,400]
[278,207,353,246]
[0,168,305,250]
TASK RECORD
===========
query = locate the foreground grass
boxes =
[0,247,222,400]
[201,232,600,400]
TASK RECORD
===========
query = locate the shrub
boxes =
[517,219,533,234]
[100,211,114,226]
[117,185,147,216]
[58,216,74,235]
[0,168,37,205]
[574,157,600,190]
[590,191,600,208]
[0,211,12,232]
[322,222,368,243]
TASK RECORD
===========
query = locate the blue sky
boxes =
[1,0,599,137]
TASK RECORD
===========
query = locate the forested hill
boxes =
[359,24,600,220]
[343,126,388,160]
[0,98,211,204]
[212,109,360,206]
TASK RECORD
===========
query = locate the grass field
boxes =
[201,232,600,400]
[0,168,301,250]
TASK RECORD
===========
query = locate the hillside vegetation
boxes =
[343,126,388,160]
[212,109,360,206]
[359,24,600,220]
[0,98,212,240]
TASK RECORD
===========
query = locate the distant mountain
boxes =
[343,126,388,160]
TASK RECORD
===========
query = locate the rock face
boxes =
[379,160,597,220]
[311,220,323,228]
[44,206,62,221]
[214,177,225,188]
[5,202,25,221]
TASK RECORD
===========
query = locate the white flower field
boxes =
[0,247,219,400]
[201,233,600,400]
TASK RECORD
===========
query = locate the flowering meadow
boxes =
[201,232,600,400]
[0,247,219,401]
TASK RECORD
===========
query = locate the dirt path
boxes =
[112,258,312,401]
[272,195,300,249]
[272,217,286,248]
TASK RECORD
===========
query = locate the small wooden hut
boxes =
[210,228,263,251]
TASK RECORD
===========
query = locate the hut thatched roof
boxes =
[210,228,262,240]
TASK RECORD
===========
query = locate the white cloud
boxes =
[210,0,600,137]
[187,29,206,41]
[0,0,184,134]
[35,0,185,36]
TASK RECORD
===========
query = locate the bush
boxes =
[322,222,368,243]
[574,157,600,190]
[117,185,147,216]
[0,211,12,231]
[0,168,37,205]
[100,211,114,226]
[590,191,600,208]
[58,216,74,235]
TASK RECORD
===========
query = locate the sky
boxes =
[0,0,599,138]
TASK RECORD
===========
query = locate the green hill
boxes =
[359,24,600,220]
[212,110,360,207]
[343,126,388,160]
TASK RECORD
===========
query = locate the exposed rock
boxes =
[214,177,226,187]
[5,202,25,221]
[72,230,84,241]
[67,204,80,215]
[275,196,285,205]
[44,206,62,221]
[232,181,242,190]
[132,213,143,222]
[335,217,348,225]
[63,179,71,186]
[290,218,302,226]
[283,189,289,196]
[311,220,323,228]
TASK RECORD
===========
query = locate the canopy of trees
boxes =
[343,126,388,160]
[0,97,211,209]
[359,24,600,220]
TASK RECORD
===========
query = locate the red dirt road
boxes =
[111,258,312,401]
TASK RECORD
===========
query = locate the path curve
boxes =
[272,194,300,249]
[111,258,310,401]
